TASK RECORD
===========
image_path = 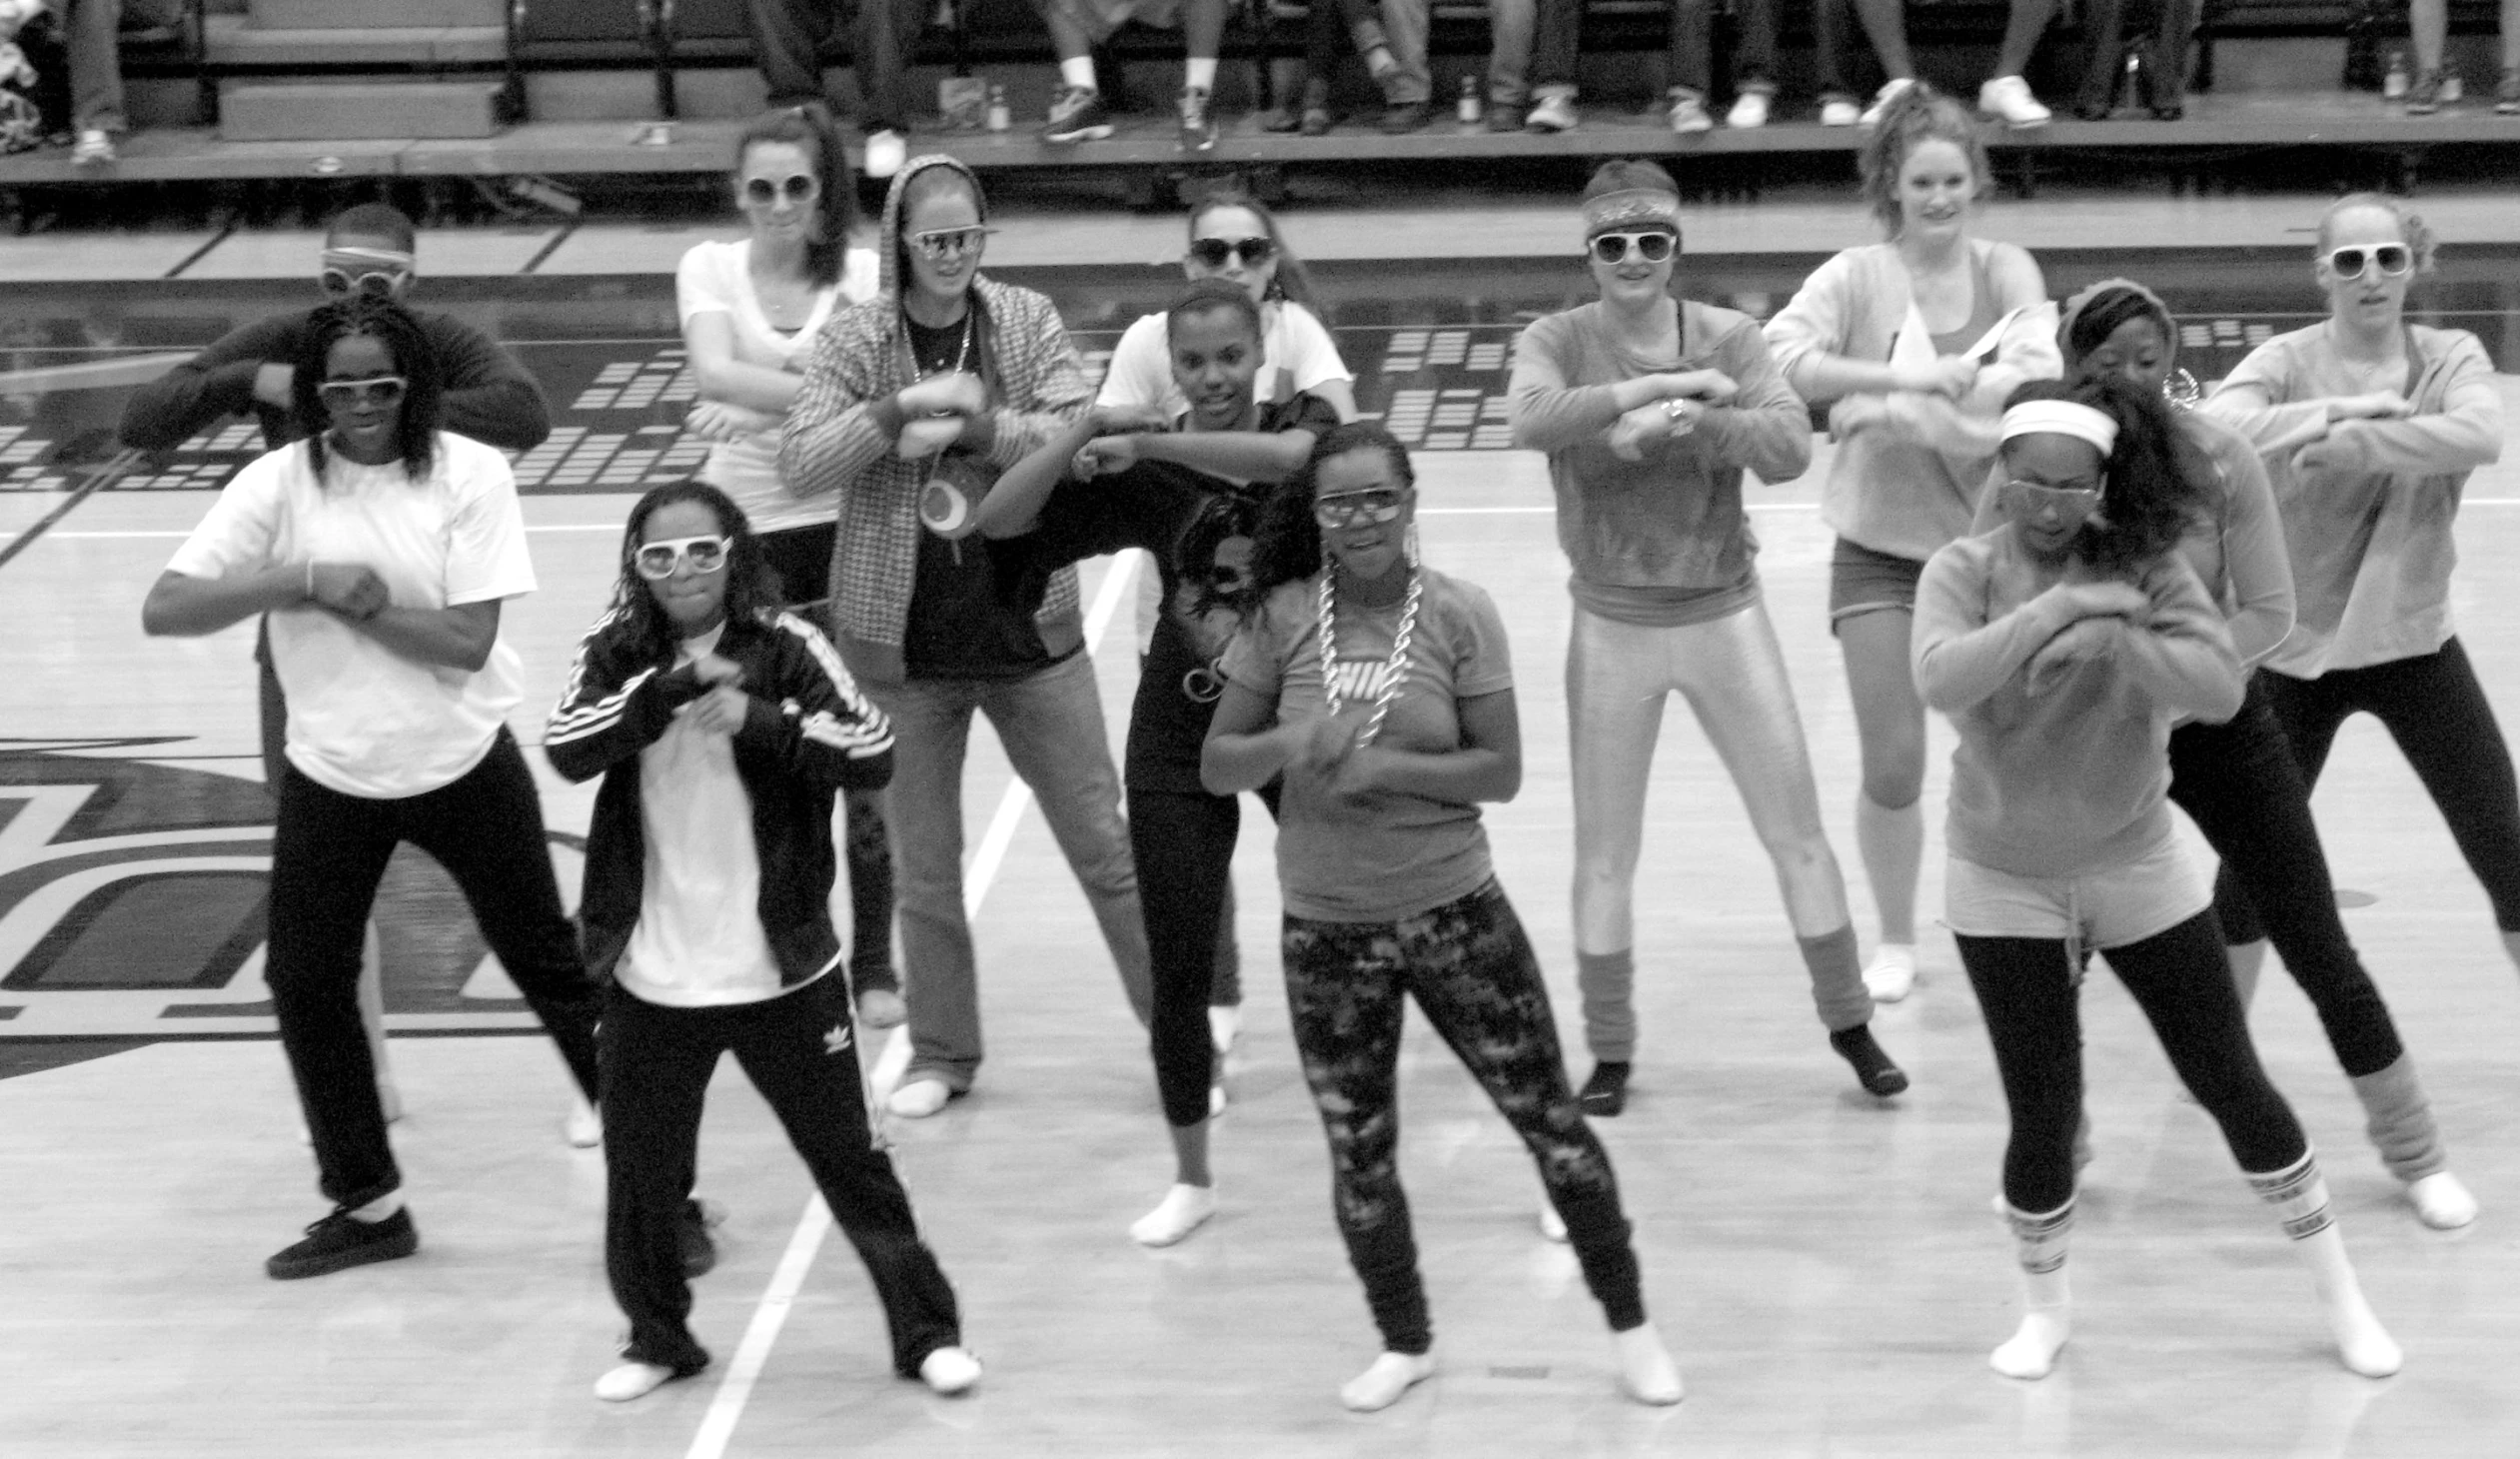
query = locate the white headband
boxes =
[1999,400,2118,456]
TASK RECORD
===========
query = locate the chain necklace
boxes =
[1316,562,1423,748]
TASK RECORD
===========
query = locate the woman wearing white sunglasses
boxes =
[676,107,897,1026]
[1511,159,1909,1115]
[2200,194,2518,987]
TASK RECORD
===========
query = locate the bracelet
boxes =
[1662,398,1695,426]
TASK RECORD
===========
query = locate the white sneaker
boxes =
[70,128,117,166]
[1820,96,1862,127]
[1858,77,1915,127]
[919,1345,983,1395]
[1538,1203,1569,1243]
[1339,1350,1436,1412]
[887,1077,953,1118]
[1863,944,1917,1003]
[1978,75,2052,129]
[1667,92,1713,134]
[1727,90,1771,129]
[566,1095,602,1148]
[1525,91,1578,133]
[1207,1003,1241,1055]
[1129,1182,1218,1247]
[2407,1170,2479,1229]
[594,1362,677,1402]
[863,128,906,180]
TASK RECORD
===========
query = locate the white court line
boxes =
[680,548,1143,1459]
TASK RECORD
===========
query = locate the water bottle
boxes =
[2383,51,2409,99]
[986,84,1011,132]
[1457,76,1481,125]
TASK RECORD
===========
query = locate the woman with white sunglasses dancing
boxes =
[2199,194,2517,989]
[1510,159,1907,1115]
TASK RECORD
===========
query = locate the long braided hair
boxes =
[288,295,443,482]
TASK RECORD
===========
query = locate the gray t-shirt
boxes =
[1220,566,1514,922]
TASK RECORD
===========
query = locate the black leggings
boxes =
[2220,640,2520,935]
[759,520,897,993]
[1133,785,1265,1129]
[1959,910,2307,1215]
[267,730,601,1210]
[1284,881,1644,1354]
[600,977,959,1376]
[2170,676,2403,1076]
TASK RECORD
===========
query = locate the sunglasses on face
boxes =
[318,376,408,409]
[2003,480,2102,514]
[633,535,732,580]
[910,227,994,261]
[1187,236,1275,269]
[2325,244,2412,280]
[742,174,818,206]
[1313,488,1409,530]
[1590,231,1677,265]
[320,265,410,299]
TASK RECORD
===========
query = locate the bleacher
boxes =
[0,0,2515,208]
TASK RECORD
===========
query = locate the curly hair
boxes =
[1857,83,1991,238]
[608,481,784,666]
[1243,422,1417,603]
[290,296,443,482]
[1188,187,1322,316]
[2315,192,2439,275]
[734,106,859,288]
[2001,375,2204,576]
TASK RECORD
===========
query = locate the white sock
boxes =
[1854,791,1922,951]
[1991,1268,2072,1380]
[1339,1350,1435,1412]
[1185,57,1218,93]
[2249,1154,2402,1377]
[594,1362,677,1402]
[2406,1170,2479,1229]
[1129,1182,1217,1247]
[1863,941,1917,1002]
[1614,1323,1684,1405]
[1060,56,1096,91]
[350,1191,405,1223]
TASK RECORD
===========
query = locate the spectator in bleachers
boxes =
[1669,0,1777,130]
[2405,0,2519,112]
[1814,0,2058,129]
[0,0,174,164]
[746,0,922,176]
[1033,0,1231,151]
[2068,0,2194,118]
[1383,0,1581,132]
[1261,0,1425,134]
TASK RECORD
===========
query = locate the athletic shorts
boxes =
[1945,829,2210,954]
[1828,537,1926,627]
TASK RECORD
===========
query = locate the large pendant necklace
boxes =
[1316,565,1423,748]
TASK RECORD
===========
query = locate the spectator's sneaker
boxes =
[1178,86,1218,152]
[1857,76,1914,128]
[1485,101,1525,132]
[2405,69,2443,114]
[862,128,906,179]
[266,1205,419,1280]
[1380,99,1431,134]
[1978,74,2052,128]
[1042,85,1114,144]
[70,128,116,166]
[1667,91,1713,134]
[1525,91,1578,132]
[1819,92,1862,127]
[2498,67,2520,114]
[1727,87,1772,128]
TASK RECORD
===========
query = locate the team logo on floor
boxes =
[0,744,573,1041]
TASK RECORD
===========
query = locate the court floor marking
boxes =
[682,549,1144,1459]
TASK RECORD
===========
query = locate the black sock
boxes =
[1830,1025,1908,1097]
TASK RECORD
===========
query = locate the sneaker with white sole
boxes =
[1525,91,1578,132]
[888,1076,955,1117]
[1727,89,1772,128]
[919,1345,983,1395]
[1178,86,1218,152]
[70,128,116,165]
[1978,74,2052,129]
[862,128,906,179]
[1857,77,1914,128]
[1820,94,1861,127]
[1667,91,1713,134]
[1041,85,1113,144]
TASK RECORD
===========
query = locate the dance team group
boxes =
[130,81,2509,1412]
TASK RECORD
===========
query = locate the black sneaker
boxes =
[267,1205,419,1280]
[678,1198,725,1278]
[1042,85,1114,144]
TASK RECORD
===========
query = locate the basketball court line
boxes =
[681,548,1143,1459]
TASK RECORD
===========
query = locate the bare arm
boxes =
[1126,428,1318,483]
[141,567,310,637]
[685,311,808,415]
[975,412,1102,539]
[347,599,504,674]
[1201,680,1301,795]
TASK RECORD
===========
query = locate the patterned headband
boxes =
[1583,189,1681,239]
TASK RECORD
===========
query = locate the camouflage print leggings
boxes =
[1282,879,1647,1355]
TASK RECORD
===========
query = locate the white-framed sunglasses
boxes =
[2324,244,2413,280]
[911,226,995,261]
[320,247,415,299]
[633,535,732,580]
[318,376,408,409]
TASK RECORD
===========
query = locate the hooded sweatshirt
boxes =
[779,155,1095,684]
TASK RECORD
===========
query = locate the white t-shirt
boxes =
[676,237,881,534]
[1097,299,1352,418]
[617,623,790,1007]
[165,432,536,799]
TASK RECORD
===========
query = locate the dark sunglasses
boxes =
[1590,231,1677,265]
[742,174,818,205]
[2325,244,2412,280]
[318,376,408,409]
[1187,237,1275,270]
[633,535,732,580]
[1313,488,1408,530]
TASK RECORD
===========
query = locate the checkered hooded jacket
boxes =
[778,153,1094,683]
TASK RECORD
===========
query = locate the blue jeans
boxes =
[865,650,1152,1090]
[1378,0,1578,108]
